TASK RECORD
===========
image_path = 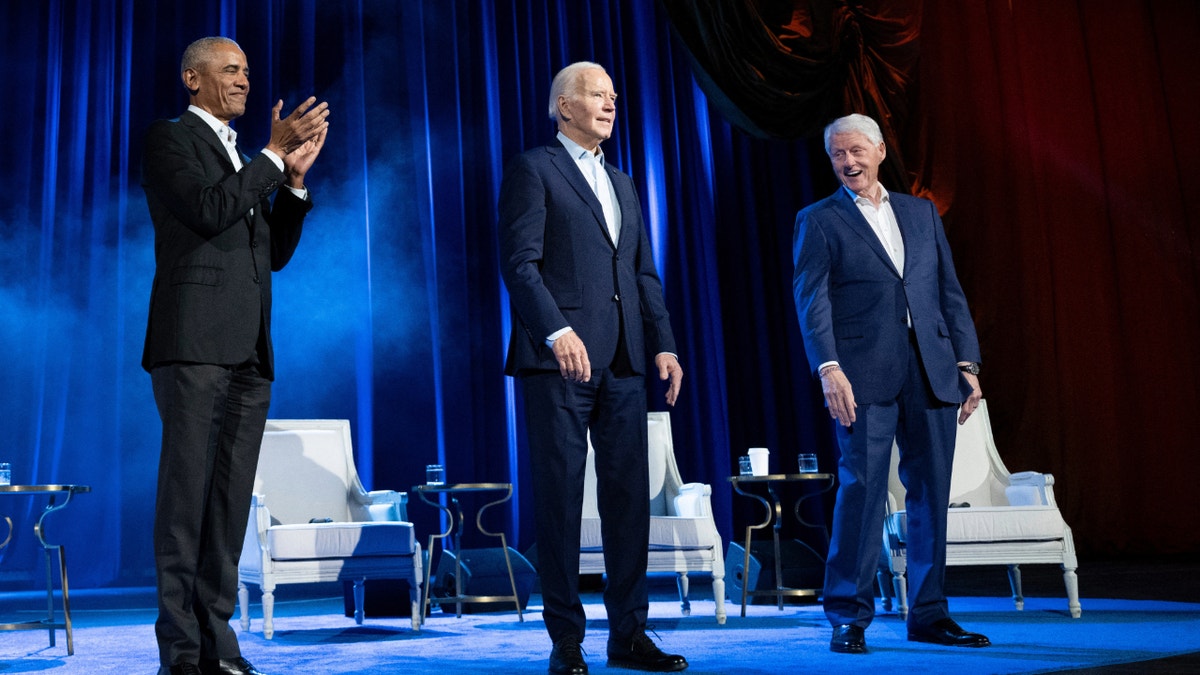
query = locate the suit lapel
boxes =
[831,187,901,277]
[889,194,918,277]
[180,110,239,172]
[547,144,615,247]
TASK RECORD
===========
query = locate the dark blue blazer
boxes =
[499,142,676,376]
[793,187,979,405]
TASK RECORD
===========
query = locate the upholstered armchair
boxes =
[581,412,727,624]
[880,399,1081,618]
[237,419,423,638]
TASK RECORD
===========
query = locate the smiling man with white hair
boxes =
[793,113,989,655]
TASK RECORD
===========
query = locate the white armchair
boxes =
[237,419,423,638]
[881,399,1081,618]
[581,412,727,624]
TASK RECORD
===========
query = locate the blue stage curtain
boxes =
[1,0,833,589]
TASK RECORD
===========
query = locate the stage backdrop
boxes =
[2,0,1196,591]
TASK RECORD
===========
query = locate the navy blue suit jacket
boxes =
[793,187,979,405]
[499,142,676,376]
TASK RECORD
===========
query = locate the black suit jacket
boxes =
[141,110,310,379]
[498,141,676,376]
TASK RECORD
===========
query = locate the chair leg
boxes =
[262,585,276,640]
[713,573,727,625]
[1007,564,1025,611]
[892,572,909,620]
[353,578,366,625]
[237,582,251,632]
[409,581,422,631]
[1062,564,1082,618]
[676,572,691,616]
[877,568,894,612]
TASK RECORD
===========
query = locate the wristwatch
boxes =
[958,362,981,375]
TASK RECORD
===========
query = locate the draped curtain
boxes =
[2,0,824,589]
[665,0,1200,555]
[3,0,1195,591]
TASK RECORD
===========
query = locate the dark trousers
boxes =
[822,334,959,630]
[521,368,649,646]
[150,363,271,666]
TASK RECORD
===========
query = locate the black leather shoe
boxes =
[907,618,991,647]
[159,666,202,675]
[607,632,687,672]
[830,624,867,654]
[549,636,588,675]
[199,657,267,675]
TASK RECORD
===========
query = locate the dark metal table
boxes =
[1,484,91,655]
[728,473,834,616]
[412,483,523,624]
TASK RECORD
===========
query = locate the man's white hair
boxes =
[823,113,883,154]
[548,61,607,121]
[181,36,240,74]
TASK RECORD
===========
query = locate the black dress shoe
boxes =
[159,665,203,675]
[907,618,991,647]
[549,636,588,675]
[607,632,687,672]
[830,624,867,654]
[199,657,267,675]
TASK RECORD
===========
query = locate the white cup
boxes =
[747,447,769,476]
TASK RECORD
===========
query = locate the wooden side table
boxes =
[412,482,523,623]
[728,473,834,616]
[0,484,91,655]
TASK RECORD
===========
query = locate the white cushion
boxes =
[267,521,416,560]
[889,506,1067,545]
[580,515,715,552]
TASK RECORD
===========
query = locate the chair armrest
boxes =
[1009,471,1051,487]
[365,490,409,521]
[1005,471,1059,507]
[671,483,712,517]
[249,493,272,551]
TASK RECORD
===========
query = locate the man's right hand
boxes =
[552,330,591,383]
[821,367,857,427]
[265,97,330,157]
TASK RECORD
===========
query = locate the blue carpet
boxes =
[2,582,1199,674]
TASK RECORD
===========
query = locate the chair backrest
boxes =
[887,399,1012,510]
[256,420,369,525]
[583,411,682,518]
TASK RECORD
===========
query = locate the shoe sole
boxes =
[907,635,991,648]
[605,658,688,672]
[830,643,867,654]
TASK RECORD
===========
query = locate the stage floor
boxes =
[2,559,1198,674]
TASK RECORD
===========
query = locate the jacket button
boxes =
[613,294,620,302]
[250,240,258,248]
[253,276,261,284]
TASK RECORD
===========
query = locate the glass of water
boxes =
[425,464,445,486]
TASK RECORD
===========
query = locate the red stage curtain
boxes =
[665,0,1200,555]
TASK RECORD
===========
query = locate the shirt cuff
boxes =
[546,326,572,348]
[260,148,285,171]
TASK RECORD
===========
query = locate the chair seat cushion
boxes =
[580,516,715,552]
[890,506,1067,544]
[267,521,416,560]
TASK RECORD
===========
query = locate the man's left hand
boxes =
[656,353,683,407]
[958,372,982,424]
[284,125,328,189]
